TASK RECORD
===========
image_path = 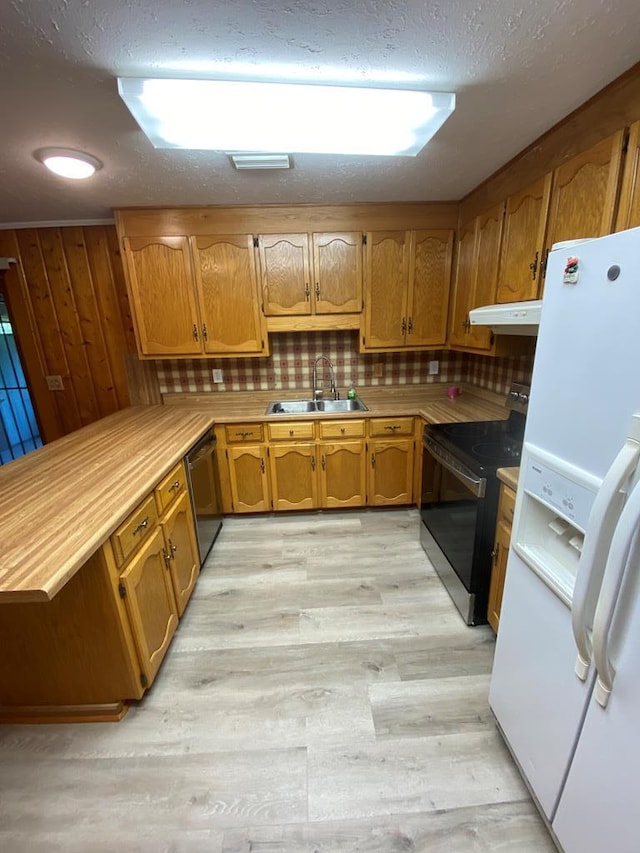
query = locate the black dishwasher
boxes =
[185,430,223,565]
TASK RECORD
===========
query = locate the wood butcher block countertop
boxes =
[497,467,520,491]
[162,382,510,425]
[0,406,214,603]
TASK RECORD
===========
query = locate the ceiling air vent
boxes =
[229,153,292,170]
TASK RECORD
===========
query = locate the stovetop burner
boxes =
[425,410,526,476]
[471,440,523,464]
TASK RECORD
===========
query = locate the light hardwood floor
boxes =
[0,509,557,852]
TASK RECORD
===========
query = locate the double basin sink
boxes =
[266,398,368,415]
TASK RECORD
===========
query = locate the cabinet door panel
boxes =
[312,232,363,314]
[260,234,311,315]
[228,445,271,513]
[124,237,201,356]
[192,235,266,354]
[120,528,178,687]
[467,203,504,350]
[269,443,318,511]
[615,119,640,232]
[487,520,511,633]
[497,174,552,303]
[448,220,477,347]
[408,230,453,346]
[545,130,625,250]
[162,493,200,617]
[320,441,367,508]
[364,231,408,348]
[369,439,414,506]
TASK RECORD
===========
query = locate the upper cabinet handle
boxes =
[529,251,539,280]
[305,283,310,300]
[315,282,320,299]
[192,324,199,341]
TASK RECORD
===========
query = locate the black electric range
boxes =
[420,385,528,625]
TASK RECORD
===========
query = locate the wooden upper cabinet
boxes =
[259,233,311,316]
[363,230,453,351]
[408,230,454,346]
[616,120,640,232]
[364,231,408,348]
[467,203,505,350]
[496,174,552,303]
[259,231,363,316]
[545,129,626,251]
[123,236,201,356]
[312,232,363,314]
[449,204,504,352]
[190,234,266,354]
[448,219,478,348]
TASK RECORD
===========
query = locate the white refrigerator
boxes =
[489,226,640,852]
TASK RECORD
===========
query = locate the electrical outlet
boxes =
[429,360,440,375]
[45,375,64,391]
[373,361,383,378]
[212,369,223,383]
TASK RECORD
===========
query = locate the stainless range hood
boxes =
[468,300,542,335]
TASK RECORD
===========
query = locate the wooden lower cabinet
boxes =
[319,440,367,508]
[217,417,416,513]
[487,482,517,633]
[368,437,415,505]
[0,458,200,723]
[119,527,179,687]
[228,444,271,512]
[269,442,318,510]
[160,491,200,617]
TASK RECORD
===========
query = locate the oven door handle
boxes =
[423,439,486,498]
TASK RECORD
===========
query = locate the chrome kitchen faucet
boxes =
[312,355,338,400]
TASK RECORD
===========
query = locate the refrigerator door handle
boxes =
[592,474,640,708]
[571,431,640,681]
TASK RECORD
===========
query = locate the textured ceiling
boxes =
[0,0,639,225]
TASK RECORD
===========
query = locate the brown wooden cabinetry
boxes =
[363,230,453,351]
[368,418,415,506]
[0,457,200,722]
[544,130,625,256]
[487,482,516,633]
[496,174,552,303]
[159,491,200,617]
[118,526,179,687]
[259,231,363,317]
[121,232,268,359]
[269,442,318,511]
[449,204,504,352]
[318,419,367,508]
[616,119,640,232]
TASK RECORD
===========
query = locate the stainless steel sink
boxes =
[314,399,368,412]
[265,398,368,415]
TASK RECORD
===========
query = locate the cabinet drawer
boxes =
[268,421,316,441]
[369,417,414,437]
[319,419,366,439]
[111,493,159,568]
[499,484,516,526]
[155,462,186,514]
[225,423,264,443]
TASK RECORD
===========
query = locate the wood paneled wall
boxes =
[0,225,136,442]
[460,61,640,223]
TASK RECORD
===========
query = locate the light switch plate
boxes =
[429,360,439,375]
[212,369,223,383]
[45,375,64,391]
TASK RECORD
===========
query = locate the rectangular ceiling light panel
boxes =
[117,78,455,157]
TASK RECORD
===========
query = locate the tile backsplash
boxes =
[156,331,533,397]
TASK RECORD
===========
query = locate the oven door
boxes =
[420,434,490,624]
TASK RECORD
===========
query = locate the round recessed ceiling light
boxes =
[35,148,103,179]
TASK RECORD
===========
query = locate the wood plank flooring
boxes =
[0,509,556,852]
